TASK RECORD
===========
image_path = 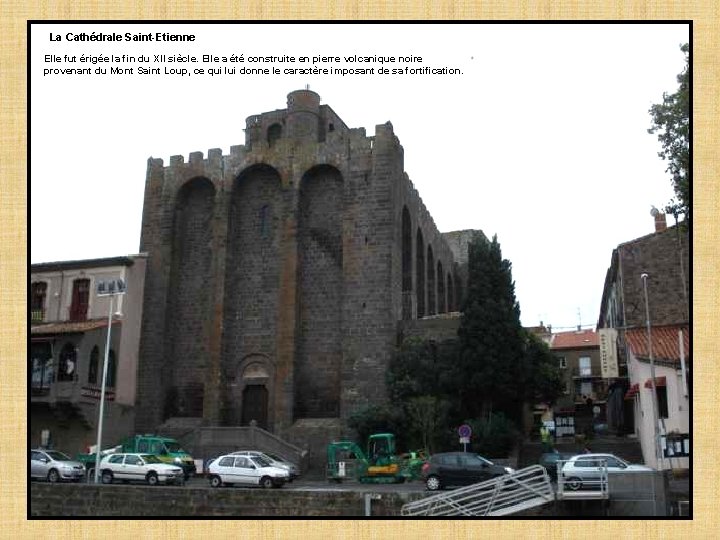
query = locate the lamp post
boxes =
[93,278,126,483]
[640,273,664,470]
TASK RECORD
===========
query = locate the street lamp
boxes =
[640,273,664,470]
[93,278,126,483]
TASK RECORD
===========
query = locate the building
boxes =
[135,89,474,460]
[548,328,603,438]
[30,255,147,454]
[598,212,690,469]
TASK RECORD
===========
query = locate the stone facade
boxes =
[599,221,690,330]
[136,90,474,455]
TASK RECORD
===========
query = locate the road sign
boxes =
[459,436,470,444]
[458,424,472,438]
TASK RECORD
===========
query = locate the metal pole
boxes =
[93,293,114,483]
[640,274,663,470]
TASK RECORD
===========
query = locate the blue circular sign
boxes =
[458,424,472,438]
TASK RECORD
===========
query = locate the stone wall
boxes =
[30,483,424,517]
[619,225,690,328]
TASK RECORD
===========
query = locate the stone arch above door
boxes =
[228,353,275,430]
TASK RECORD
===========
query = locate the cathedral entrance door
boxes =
[241,384,268,429]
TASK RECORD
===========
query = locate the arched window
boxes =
[447,273,455,312]
[437,261,445,313]
[69,279,90,322]
[88,346,99,384]
[105,350,117,388]
[416,229,425,318]
[58,343,77,382]
[31,282,47,323]
[427,246,436,315]
[401,207,412,320]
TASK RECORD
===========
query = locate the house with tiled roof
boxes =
[547,328,603,438]
[30,255,147,455]
[597,212,690,471]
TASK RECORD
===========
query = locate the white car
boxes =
[207,453,289,488]
[99,453,184,485]
[230,450,300,481]
[561,453,653,490]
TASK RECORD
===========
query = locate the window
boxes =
[88,346,99,384]
[218,456,234,467]
[656,386,669,419]
[234,457,250,468]
[108,454,124,464]
[69,279,90,321]
[57,343,77,382]
[31,342,54,395]
[125,455,141,465]
[579,356,592,376]
[558,356,567,369]
[31,282,47,323]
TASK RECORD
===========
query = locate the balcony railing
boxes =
[31,309,45,323]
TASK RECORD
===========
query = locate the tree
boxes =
[648,43,689,221]
[457,234,525,422]
[406,396,451,455]
[519,331,564,406]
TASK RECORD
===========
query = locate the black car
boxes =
[421,452,514,491]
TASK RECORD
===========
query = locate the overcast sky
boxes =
[30,22,689,329]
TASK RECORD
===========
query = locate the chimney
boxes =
[654,212,667,232]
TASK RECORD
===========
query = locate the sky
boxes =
[30,22,690,329]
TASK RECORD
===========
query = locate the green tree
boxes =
[457,234,525,422]
[648,43,689,221]
[406,395,451,455]
[347,404,407,450]
[519,331,564,406]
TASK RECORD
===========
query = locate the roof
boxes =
[31,254,145,273]
[550,329,599,350]
[626,325,690,364]
[30,318,119,336]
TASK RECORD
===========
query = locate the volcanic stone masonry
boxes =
[135,89,480,449]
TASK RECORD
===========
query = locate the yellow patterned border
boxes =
[4,2,718,538]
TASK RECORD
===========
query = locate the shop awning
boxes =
[644,376,667,389]
[624,383,639,400]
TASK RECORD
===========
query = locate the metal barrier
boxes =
[401,465,554,517]
[556,458,608,500]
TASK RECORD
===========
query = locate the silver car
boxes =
[561,453,653,490]
[231,450,300,481]
[208,454,289,488]
[30,449,85,482]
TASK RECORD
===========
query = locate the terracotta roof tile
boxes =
[550,329,599,349]
[626,325,690,364]
[31,319,120,335]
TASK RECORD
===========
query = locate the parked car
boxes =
[231,450,300,481]
[421,452,514,491]
[30,449,85,483]
[207,453,289,488]
[99,453,184,485]
[538,451,576,480]
[560,453,653,490]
